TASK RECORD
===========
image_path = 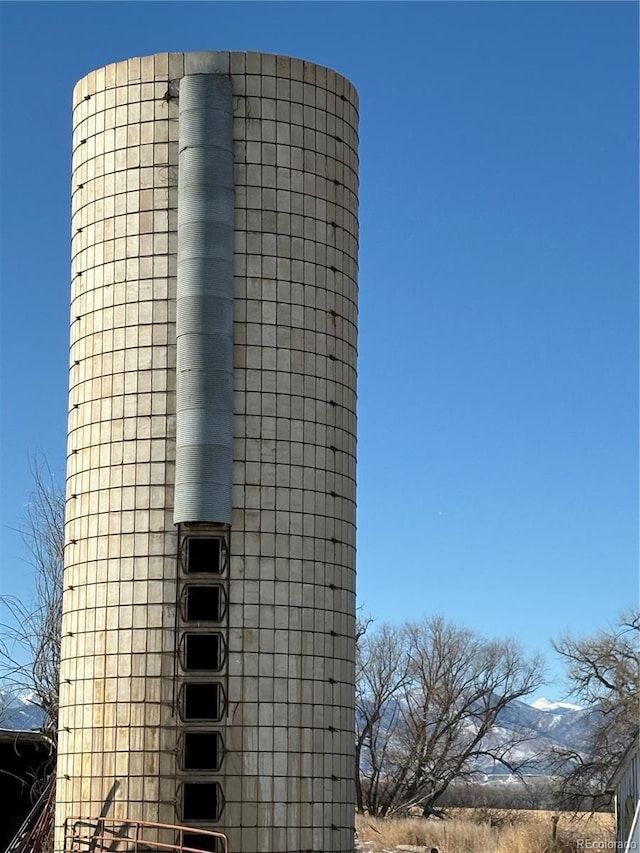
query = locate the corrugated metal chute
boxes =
[175,73,234,524]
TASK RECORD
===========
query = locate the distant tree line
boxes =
[438,777,558,811]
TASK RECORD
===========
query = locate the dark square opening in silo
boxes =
[185,586,223,622]
[184,634,222,671]
[184,731,222,770]
[187,538,222,574]
[182,782,221,821]
[182,833,222,853]
[183,683,223,720]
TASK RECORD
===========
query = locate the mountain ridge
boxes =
[1,688,592,780]
[0,689,47,731]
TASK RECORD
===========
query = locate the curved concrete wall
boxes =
[58,53,182,847]
[56,51,358,853]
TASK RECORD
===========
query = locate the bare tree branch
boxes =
[550,610,640,812]
[356,615,545,816]
[0,456,64,742]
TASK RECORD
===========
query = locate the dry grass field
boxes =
[355,808,615,853]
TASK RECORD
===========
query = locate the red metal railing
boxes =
[64,817,229,853]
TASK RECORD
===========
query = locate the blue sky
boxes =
[0,1,637,699]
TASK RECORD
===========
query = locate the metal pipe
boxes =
[175,74,234,524]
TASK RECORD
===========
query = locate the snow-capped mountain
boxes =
[530,697,583,713]
[358,692,594,780]
[0,689,46,731]
[3,685,592,780]
[472,696,593,777]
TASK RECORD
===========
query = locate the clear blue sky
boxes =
[0,1,637,700]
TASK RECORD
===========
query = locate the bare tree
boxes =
[0,458,64,741]
[551,610,640,811]
[356,622,411,814]
[356,616,545,817]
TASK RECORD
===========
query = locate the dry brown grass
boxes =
[355,808,615,853]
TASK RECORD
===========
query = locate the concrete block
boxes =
[184,50,230,76]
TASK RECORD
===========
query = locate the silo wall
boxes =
[57,51,358,853]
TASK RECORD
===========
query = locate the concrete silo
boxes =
[56,51,358,853]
